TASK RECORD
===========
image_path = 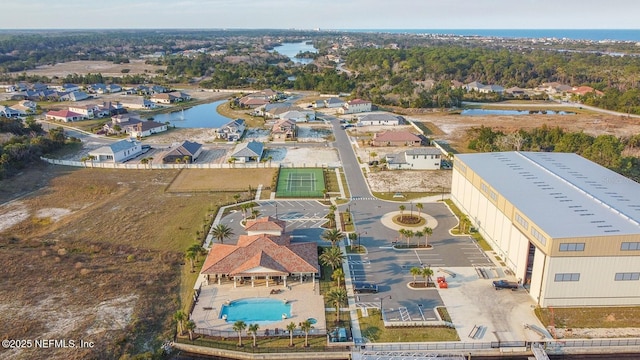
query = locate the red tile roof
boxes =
[245,216,286,233]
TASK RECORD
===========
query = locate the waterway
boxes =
[270,41,317,64]
[150,100,233,128]
[461,109,575,116]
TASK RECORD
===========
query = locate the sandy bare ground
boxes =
[14,60,165,78]
[411,112,640,151]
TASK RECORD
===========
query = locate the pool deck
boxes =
[192,280,327,336]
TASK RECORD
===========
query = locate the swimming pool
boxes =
[220,298,291,323]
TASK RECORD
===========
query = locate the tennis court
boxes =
[276,168,326,198]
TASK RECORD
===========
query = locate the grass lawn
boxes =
[358,309,459,342]
[216,100,266,128]
[0,167,240,359]
[535,307,640,329]
[443,199,492,250]
[167,168,276,193]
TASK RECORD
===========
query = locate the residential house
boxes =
[324,97,345,108]
[372,130,422,147]
[260,88,284,100]
[103,113,142,135]
[0,105,22,118]
[505,87,526,97]
[150,91,191,104]
[479,84,504,94]
[357,113,402,126]
[69,104,101,119]
[88,83,107,94]
[200,216,319,287]
[537,82,572,95]
[45,109,85,122]
[98,101,125,116]
[56,83,81,93]
[339,99,372,114]
[385,148,442,170]
[162,141,203,164]
[230,141,264,163]
[313,100,325,108]
[271,119,297,142]
[120,97,156,110]
[216,119,245,142]
[105,84,122,94]
[60,91,90,102]
[279,109,315,122]
[10,100,37,115]
[450,80,465,89]
[257,103,297,118]
[89,139,142,162]
[570,86,604,97]
[238,94,270,108]
[465,81,485,92]
[128,120,168,138]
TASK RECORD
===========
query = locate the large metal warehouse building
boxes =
[451,151,640,307]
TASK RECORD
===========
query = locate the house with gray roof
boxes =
[88,139,142,162]
[216,119,245,142]
[162,141,203,164]
[230,141,264,163]
[357,113,402,126]
[385,147,442,170]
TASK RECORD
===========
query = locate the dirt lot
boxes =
[167,168,276,193]
[15,60,165,78]
[411,111,640,152]
[0,166,239,360]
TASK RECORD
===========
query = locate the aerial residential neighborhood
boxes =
[1,19,640,360]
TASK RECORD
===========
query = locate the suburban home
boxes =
[570,86,604,97]
[103,113,143,135]
[230,140,264,163]
[128,120,168,138]
[89,139,142,162]
[357,113,402,126]
[479,84,504,94]
[216,119,245,142]
[56,83,81,92]
[279,109,315,122]
[339,99,372,114]
[537,82,573,95]
[313,100,325,108]
[45,109,85,122]
[120,97,156,110]
[68,104,102,119]
[324,97,345,108]
[0,105,23,118]
[385,148,443,170]
[149,91,191,104]
[505,87,526,97]
[237,94,270,108]
[372,130,422,147]
[271,119,297,142]
[60,91,90,102]
[465,81,485,92]
[200,216,319,288]
[257,103,297,118]
[260,88,284,100]
[98,101,125,116]
[162,140,203,164]
[10,100,37,114]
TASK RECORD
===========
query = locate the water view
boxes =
[461,109,576,116]
[270,41,317,64]
[150,100,233,128]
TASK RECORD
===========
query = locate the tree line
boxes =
[0,117,70,179]
[466,124,640,181]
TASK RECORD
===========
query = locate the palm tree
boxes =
[422,227,433,248]
[233,193,241,204]
[233,320,246,347]
[240,203,250,221]
[267,155,273,167]
[421,267,434,286]
[299,319,313,347]
[399,205,406,221]
[416,203,423,218]
[248,323,259,347]
[228,157,237,168]
[326,287,347,323]
[321,229,344,247]
[319,247,345,271]
[332,268,345,287]
[251,208,261,219]
[287,321,297,347]
[185,248,198,272]
[410,266,422,285]
[185,320,196,341]
[404,229,415,246]
[174,310,186,336]
[398,228,407,245]
[211,224,234,244]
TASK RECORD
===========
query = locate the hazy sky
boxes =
[2,0,639,30]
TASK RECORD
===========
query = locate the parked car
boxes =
[492,280,519,290]
[353,282,378,293]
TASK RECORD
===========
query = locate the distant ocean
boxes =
[341,29,640,42]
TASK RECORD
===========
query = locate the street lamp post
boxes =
[275,203,278,219]
[410,201,413,217]
[358,231,366,251]
[379,295,392,320]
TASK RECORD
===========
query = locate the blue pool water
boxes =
[150,99,233,128]
[220,298,291,323]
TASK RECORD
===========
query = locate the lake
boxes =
[270,41,317,64]
[461,109,575,116]
[150,100,234,128]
